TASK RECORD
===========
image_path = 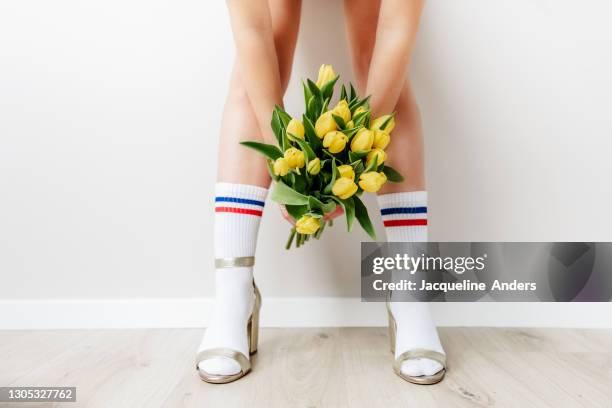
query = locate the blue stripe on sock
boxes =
[380,206,427,215]
[215,196,265,207]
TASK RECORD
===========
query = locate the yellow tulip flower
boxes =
[273,158,290,176]
[323,131,348,154]
[353,106,367,117]
[332,177,358,200]
[371,114,395,133]
[332,99,351,124]
[366,148,387,167]
[307,157,321,175]
[284,147,305,169]
[296,214,321,235]
[350,128,374,152]
[359,171,387,193]
[315,64,336,88]
[286,118,305,139]
[315,111,337,138]
[372,129,390,149]
[337,164,355,180]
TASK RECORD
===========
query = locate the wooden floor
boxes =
[0,328,611,407]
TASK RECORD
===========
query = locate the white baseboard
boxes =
[0,298,610,330]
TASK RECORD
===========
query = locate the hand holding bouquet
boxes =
[242,64,403,249]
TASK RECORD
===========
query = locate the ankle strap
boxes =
[215,256,255,268]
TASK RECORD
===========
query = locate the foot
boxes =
[390,301,445,378]
[197,267,254,376]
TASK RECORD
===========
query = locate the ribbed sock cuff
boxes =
[214,183,268,259]
[377,191,428,242]
[215,182,269,202]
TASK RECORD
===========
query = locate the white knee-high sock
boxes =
[197,182,267,376]
[377,191,445,377]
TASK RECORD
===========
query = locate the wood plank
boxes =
[0,328,610,407]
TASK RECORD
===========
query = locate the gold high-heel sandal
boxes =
[195,256,262,384]
[386,299,447,385]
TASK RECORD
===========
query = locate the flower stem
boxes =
[315,221,326,239]
[286,228,296,250]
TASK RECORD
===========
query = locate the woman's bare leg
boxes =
[217,68,271,187]
[344,0,424,192]
[218,0,302,186]
[199,0,302,379]
[379,82,426,193]
[344,0,445,380]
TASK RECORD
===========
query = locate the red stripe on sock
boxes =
[215,207,263,217]
[383,219,428,227]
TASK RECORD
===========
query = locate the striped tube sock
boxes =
[378,190,428,242]
[377,191,445,378]
[214,183,267,258]
[197,182,268,377]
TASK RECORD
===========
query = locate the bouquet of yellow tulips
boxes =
[242,64,403,249]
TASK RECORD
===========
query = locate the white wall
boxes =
[1,1,611,328]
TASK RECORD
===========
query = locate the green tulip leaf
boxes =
[266,159,279,181]
[270,111,283,146]
[364,155,378,173]
[342,126,361,139]
[287,133,316,161]
[321,149,336,160]
[349,83,357,102]
[280,128,290,152]
[321,97,330,116]
[302,80,313,112]
[302,115,323,152]
[308,195,337,214]
[283,172,295,186]
[352,110,369,126]
[275,105,292,128]
[293,171,308,193]
[353,195,376,240]
[240,141,283,160]
[351,160,365,175]
[381,165,404,182]
[325,194,355,232]
[285,204,308,220]
[341,197,356,232]
[320,75,339,100]
[348,151,368,163]
[322,200,338,214]
[323,158,338,195]
[349,95,371,112]
[340,84,347,101]
[379,112,396,131]
[332,114,346,129]
[321,171,331,187]
[271,181,310,205]
[307,95,321,122]
[306,79,322,100]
